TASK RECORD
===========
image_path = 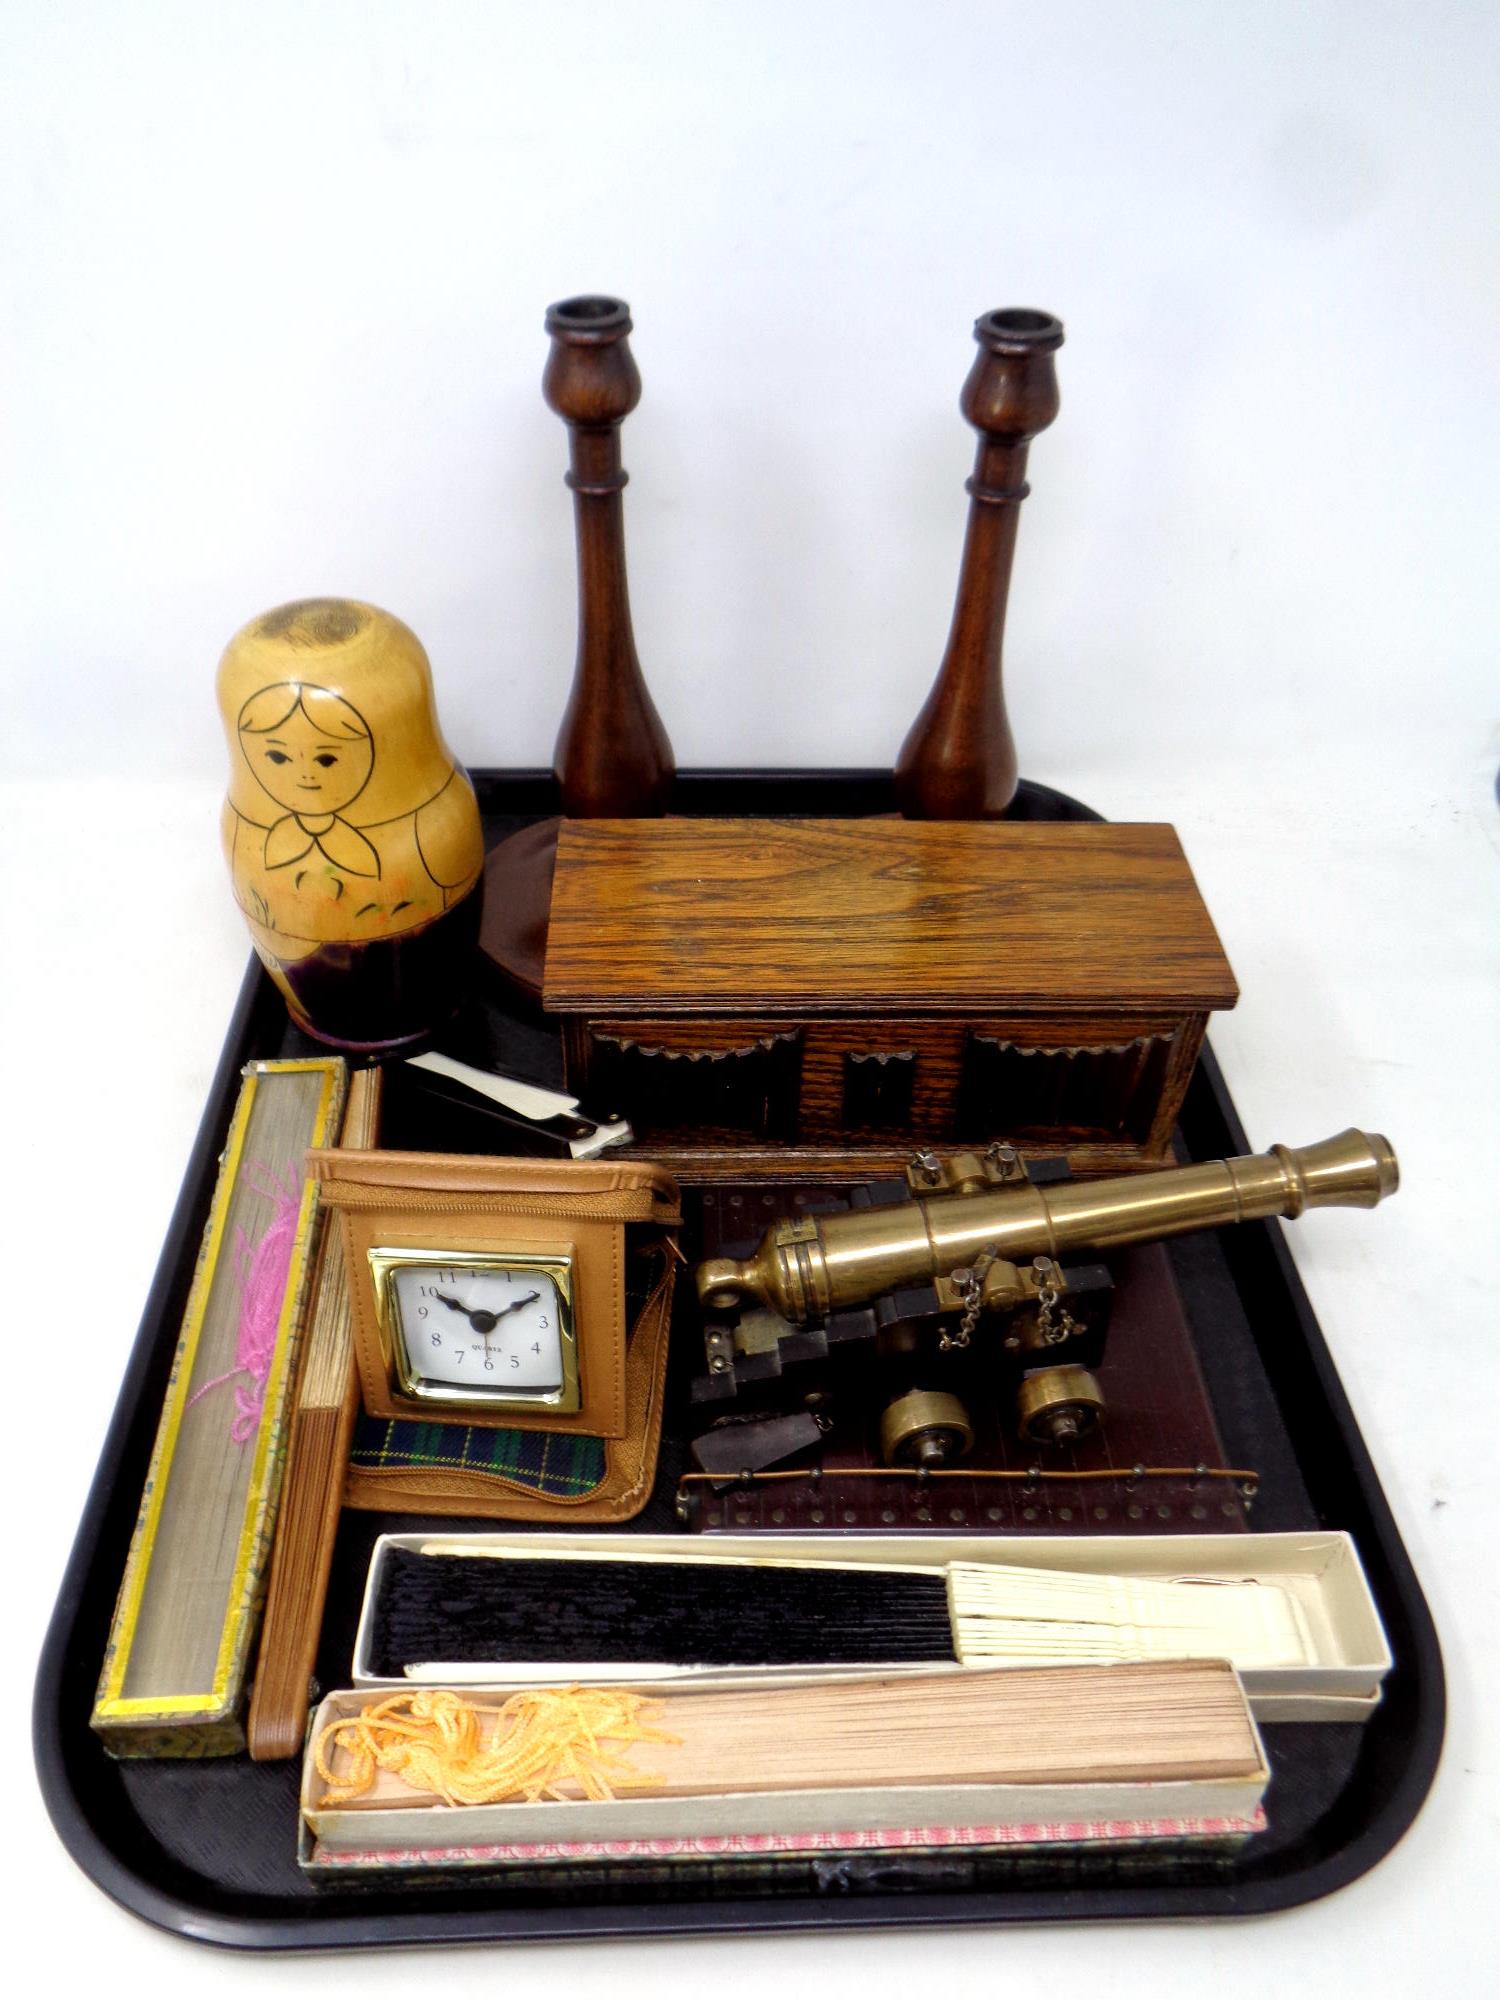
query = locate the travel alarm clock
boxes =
[367,1246,581,1414]
[308,1149,681,1437]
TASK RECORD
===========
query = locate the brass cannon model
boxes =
[695,1130,1398,1462]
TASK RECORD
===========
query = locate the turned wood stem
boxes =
[895,307,1064,819]
[544,295,675,816]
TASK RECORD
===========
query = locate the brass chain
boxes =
[942,1248,999,1350]
[1032,1259,1079,1345]
[944,1252,1079,1350]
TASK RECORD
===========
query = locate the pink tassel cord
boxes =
[185,1160,301,1443]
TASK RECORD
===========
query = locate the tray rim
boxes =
[32,768,1445,1949]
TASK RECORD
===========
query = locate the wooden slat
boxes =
[247,1066,383,1761]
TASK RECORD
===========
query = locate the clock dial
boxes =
[371,1250,581,1411]
[394,1263,565,1393]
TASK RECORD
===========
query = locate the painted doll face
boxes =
[240,695,374,815]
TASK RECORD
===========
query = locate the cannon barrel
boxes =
[696,1129,1399,1324]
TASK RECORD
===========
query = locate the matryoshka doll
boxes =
[217,598,484,1050]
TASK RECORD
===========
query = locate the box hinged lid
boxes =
[543,819,1239,1016]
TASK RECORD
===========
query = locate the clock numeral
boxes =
[531,1342,541,1354]
[429,1332,442,1349]
[537,1315,549,1329]
[483,1356,495,1371]
[453,1347,465,1364]
[510,1354,521,1368]
[417,1304,428,1318]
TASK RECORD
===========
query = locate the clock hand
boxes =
[433,1291,505,1334]
[464,1291,544,1337]
[431,1289,541,1334]
[488,1290,542,1321]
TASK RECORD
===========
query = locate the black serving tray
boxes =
[34,771,1444,1948]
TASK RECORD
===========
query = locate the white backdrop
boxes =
[4,4,1497,1995]
[2,0,1494,781]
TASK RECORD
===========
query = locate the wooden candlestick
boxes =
[894,308,1064,819]
[545,295,674,816]
[479,297,675,996]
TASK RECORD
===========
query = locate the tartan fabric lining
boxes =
[350,1413,607,1496]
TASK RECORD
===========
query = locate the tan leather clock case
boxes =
[307,1150,681,1440]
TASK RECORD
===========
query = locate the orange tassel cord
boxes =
[315,1686,679,1808]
